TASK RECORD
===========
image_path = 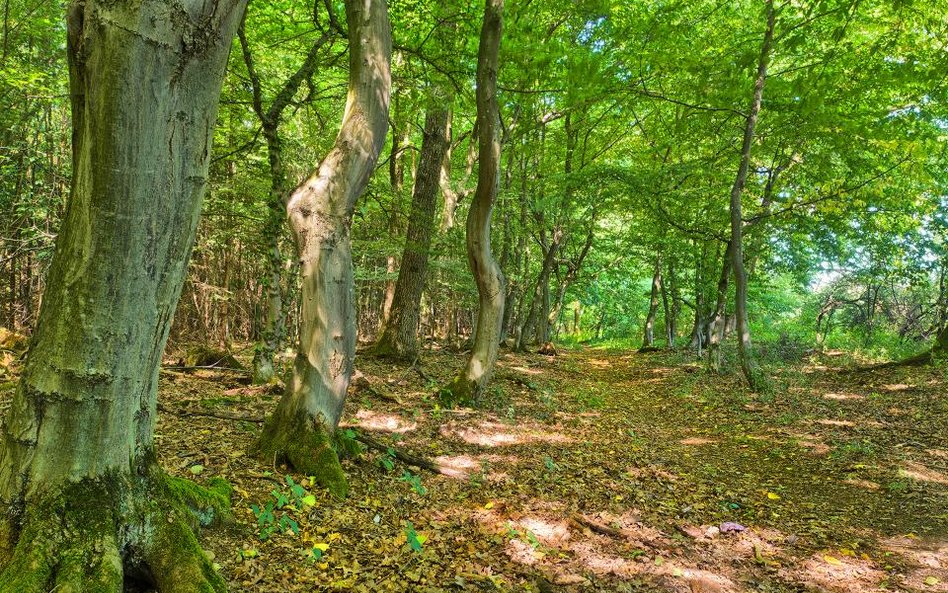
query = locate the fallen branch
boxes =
[569,513,669,551]
[411,363,432,384]
[157,402,264,423]
[351,370,403,404]
[161,365,251,374]
[569,513,625,538]
[353,432,448,475]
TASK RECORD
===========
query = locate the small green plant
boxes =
[378,448,397,471]
[886,479,910,494]
[400,470,427,495]
[404,521,426,553]
[250,475,316,540]
[543,455,559,473]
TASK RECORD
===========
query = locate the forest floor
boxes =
[4,342,948,592]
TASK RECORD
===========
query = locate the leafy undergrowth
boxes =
[6,344,948,592]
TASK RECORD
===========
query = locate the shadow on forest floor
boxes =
[4,343,945,592]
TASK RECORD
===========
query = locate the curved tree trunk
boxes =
[375,104,451,361]
[0,1,245,590]
[442,0,505,405]
[256,0,391,499]
[730,0,774,391]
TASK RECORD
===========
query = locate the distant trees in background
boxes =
[2,0,946,384]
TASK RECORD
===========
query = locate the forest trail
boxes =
[118,347,948,592]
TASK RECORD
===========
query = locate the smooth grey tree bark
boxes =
[375,102,451,361]
[0,0,246,590]
[442,0,505,405]
[256,0,391,499]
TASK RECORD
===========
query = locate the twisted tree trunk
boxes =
[0,1,246,590]
[375,104,451,361]
[256,0,391,499]
[442,0,505,405]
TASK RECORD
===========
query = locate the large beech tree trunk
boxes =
[256,0,391,499]
[729,0,774,390]
[0,1,245,590]
[442,0,505,404]
[375,104,451,361]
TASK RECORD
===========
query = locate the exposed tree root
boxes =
[350,370,402,404]
[255,408,348,499]
[158,402,264,424]
[353,432,449,475]
[0,463,230,593]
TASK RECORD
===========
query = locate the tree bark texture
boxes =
[0,0,246,590]
[375,105,451,361]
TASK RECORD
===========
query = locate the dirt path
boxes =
[148,346,948,592]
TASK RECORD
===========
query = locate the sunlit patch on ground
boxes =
[432,452,518,479]
[510,365,543,375]
[344,409,417,433]
[680,437,717,446]
[786,552,887,592]
[823,391,865,400]
[815,418,856,427]
[439,420,573,447]
[899,461,948,485]
[788,432,832,455]
[881,383,913,392]
[884,536,948,592]
[843,478,880,490]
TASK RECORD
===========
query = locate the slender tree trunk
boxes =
[381,101,408,328]
[730,0,774,390]
[518,235,559,350]
[642,254,662,349]
[661,261,672,347]
[442,0,505,404]
[0,1,245,590]
[239,20,330,384]
[375,104,451,361]
[251,122,288,383]
[256,0,391,498]
[687,241,707,353]
[707,241,733,371]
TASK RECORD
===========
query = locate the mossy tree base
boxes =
[369,337,414,364]
[255,409,348,499]
[0,463,232,593]
[439,376,479,408]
